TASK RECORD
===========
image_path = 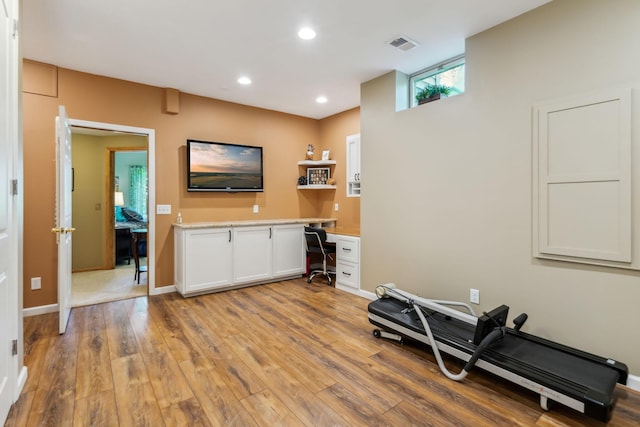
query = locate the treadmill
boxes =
[367,284,628,422]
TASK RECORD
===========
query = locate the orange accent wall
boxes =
[22,61,360,308]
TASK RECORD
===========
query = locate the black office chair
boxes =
[131,230,148,284]
[304,226,336,285]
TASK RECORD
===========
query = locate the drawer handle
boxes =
[342,248,352,252]
[342,272,351,276]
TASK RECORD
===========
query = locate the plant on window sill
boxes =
[416,84,452,105]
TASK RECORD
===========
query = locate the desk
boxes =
[325,228,360,292]
[132,228,147,284]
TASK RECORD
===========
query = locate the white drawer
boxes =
[336,261,359,289]
[336,237,359,263]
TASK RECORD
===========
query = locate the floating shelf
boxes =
[297,160,336,166]
[297,185,337,190]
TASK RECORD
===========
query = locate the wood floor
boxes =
[5,278,640,426]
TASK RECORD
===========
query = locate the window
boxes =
[410,55,465,107]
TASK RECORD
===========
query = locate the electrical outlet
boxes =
[157,204,172,215]
[334,203,339,211]
[31,277,41,290]
[253,204,259,214]
[470,288,480,305]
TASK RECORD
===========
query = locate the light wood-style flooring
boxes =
[5,279,640,426]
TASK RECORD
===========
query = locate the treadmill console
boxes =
[473,304,509,345]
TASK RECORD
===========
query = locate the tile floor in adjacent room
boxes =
[71,259,147,307]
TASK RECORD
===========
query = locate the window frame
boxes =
[409,54,465,107]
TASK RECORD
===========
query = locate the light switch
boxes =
[157,204,172,215]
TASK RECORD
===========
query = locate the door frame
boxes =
[68,119,158,294]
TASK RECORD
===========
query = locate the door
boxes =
[182,228,233,293]
[272,224,305,277]
[233,226,272,284]
[0,0,15,419]
[54,106,73,334]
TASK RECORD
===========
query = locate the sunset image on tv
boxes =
[188,141,263,191]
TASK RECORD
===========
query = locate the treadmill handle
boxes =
[464,328,505,372]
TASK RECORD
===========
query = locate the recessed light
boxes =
[237,76,252,85]
[316,96,328,104]
[298,27,316,40]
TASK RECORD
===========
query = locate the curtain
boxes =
[129,165,148,218]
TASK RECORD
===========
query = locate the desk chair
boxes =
[304,226,336,285]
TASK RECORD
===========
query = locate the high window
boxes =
[410,55,465,107]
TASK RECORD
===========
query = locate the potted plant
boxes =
[416,84,452,105]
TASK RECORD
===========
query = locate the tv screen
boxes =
[187,139,264,192]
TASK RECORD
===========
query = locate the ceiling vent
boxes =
[388,35,419,52]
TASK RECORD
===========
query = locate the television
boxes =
[187,139,264,192]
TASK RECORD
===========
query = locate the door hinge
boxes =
[11,179,18,195]
[11,339,17,356]
[12,19,18,39]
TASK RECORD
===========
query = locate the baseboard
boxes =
[626,373,640,392]
[334,285,376,300]
[150,284,176,296]
[15,366,27,400]
[23,303,58,317]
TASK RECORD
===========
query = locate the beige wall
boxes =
[23,63,360,308]
[361,0,640,374]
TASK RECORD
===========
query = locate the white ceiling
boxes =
[22,0,550,119]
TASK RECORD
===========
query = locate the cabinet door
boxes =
[346,134,361,197]
[272,224,305,277]
[233,226,272,284]
[183,228,233,293]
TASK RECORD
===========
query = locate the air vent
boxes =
[388,35,419,52]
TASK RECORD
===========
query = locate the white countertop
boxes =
[173,218,337,229]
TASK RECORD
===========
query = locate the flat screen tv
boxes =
[187,139,264,192]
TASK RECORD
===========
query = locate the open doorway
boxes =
[68,123,155,306]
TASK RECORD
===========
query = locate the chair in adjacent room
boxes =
[131,228,148,284]
[304,226,336,285]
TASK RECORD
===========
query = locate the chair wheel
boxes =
[307,278,312,283]
[373,329,382,338]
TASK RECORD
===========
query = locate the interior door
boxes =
[0,0,14,420]
[54,105,73,334]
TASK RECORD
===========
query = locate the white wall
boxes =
[361,0,640,374]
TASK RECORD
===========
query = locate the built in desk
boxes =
[324,227,361,293]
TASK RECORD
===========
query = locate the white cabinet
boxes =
[174,227,233,295]
[327,233,360,291]
[272,224,305,277]
[233,226,273,284]
[174,222,305,296]
[346,134,361,197]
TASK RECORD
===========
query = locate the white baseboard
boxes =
[150,284,176,296]
[23,303,58,317]
[626,373,640,392]
[15,366,27,400]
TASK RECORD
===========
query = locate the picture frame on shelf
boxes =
[307,167,330,185]
[322,150,331,161]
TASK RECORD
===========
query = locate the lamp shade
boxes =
[114,191,125,207]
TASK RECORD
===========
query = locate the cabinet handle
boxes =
[269,227,272,239]
[342,272,351,276]
[342,248,351,252]
[229,230,232,242]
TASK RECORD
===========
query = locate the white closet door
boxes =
[534,88,631,264]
